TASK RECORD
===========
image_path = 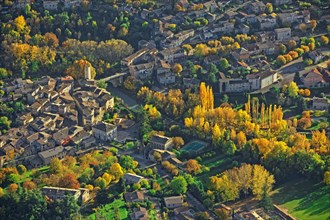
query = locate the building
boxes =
[124,173,145,185]
[164,196,184,209]
[43,0,59,10]
[220,71,279,93]
[130,207,148,220]
[38,146,66,165]
[150,134,173,150]
[159,47,186,64]
[257,15,277,30]
[305,50,324,64]
[273,0,292,6]
[274,28,291,41]
[245,1,265,14]
[124,191,145,203]
[301,68,328,88]
[121,48,149,66]
[42,186,90,203]
[129,62,154,79]
[312,97,330,111]
[92,122,117,142]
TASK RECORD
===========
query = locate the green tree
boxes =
[219,58,229,70]
[97,80,108,89]
[47,194,80,219]
[119,155,135,169]
[170,176,188,194]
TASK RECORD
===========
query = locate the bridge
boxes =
[101,72,128,87]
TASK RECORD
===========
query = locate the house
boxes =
[121,48,149,66]
[301,68,328,88]
[212,21,235,34]
[42,186,90,203]
[130,207,148,220]
[38,146,67,165]
[150,134,173,150]
[305,50,323,64]
[15,0,33,9]
[274,28,291,41]
[232,48,250,62]
[159,47,186,64]
[92,122,117,141]
[164,196,184,209]
[203,0,219,13]
[124,173,145,184]
[220,71,279,93]
[257,15,277,30]
[43,0,59,10]
[277,12,298,26]
[129,62,154,79]
[235,23,250,34]
[174,207,195,220]
[183,78,200,88]
[273,0,292,6]
[246,70,279,90]
[156,60,175,85]
[312,97,330,111]
[124,191,145,203]
[157,71,176,85]
[245,1,265,14]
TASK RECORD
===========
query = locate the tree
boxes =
[110,163,124,180]
[220,58,229,70]
[194,44,209,57]
[119,155,135,169]
[153,151,162,162]
[8,183,18,193]
[287,82,299,98]
[212,124,221,144]
[310,20,317,31]
[172,137,184,150]
[47,194,80,219]
[324,171,330,185]
[288,40,297,49]
[276,55,286,66]
[170,176,188,194]
[66,59,96,79]
[97,80,108,89]
[59,173,80,189]
[17,164,27,175]
[14,15,29,34]
[187,159,201,175]
[252,165,275,200]
[124,75,138,91]
[236,131,247,149]
[320,36,329,45]
[172,63,183,75]
[50,158,63,174]
[224,140,236,155]
[94,177,107,189]
[22,180,37,190]
[265,3,273,13]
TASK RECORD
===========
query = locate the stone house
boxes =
[150,134,173,150]
[274,28,291,41]
[164,196,184,209]
[92,122,117,142]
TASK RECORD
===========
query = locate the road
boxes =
[186,192,218,220]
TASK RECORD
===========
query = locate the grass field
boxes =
[271,178,330,220]
[88,198,128,220]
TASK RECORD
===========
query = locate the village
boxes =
[0,0,329,220]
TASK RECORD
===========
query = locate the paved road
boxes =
[186,192,218,220]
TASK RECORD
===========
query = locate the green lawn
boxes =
[271,178,330,220]
[88,198,128,220]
